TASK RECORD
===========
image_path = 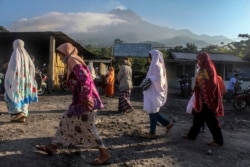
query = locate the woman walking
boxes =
[36,42,111,165]
[105,66,115,97]
[141,50,174,139]
[4,39,38,122]
[182,52,224,146]
[117,59,134,113]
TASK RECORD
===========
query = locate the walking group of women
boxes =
[3,39,224,165]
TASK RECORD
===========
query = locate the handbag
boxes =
[139,78,152,91]
[186,93,195,114]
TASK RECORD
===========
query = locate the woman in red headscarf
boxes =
[183,52,224,146]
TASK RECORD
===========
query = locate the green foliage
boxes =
[0,26,9,32]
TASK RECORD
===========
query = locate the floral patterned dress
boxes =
[52,64,105,148]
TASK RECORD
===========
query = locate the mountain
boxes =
[69,9,232,48]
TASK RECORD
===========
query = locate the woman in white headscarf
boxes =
[87,61,96,80]
[141,49,174,139]
[4,39,38,122]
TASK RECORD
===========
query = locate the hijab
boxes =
[56,43,86,80]
[87,61,96,80]
[143,50,168,113]
[194,52,224,116]
[4,39,38,104]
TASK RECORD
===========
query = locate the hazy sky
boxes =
[0,0,249,41]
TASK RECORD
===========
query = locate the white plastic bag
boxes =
[186,93,195,114]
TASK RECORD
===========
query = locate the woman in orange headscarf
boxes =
[183,52,224,146]
[105,66,115,97]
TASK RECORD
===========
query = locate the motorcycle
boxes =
[177,74,192,98]
[36,64,50,96]
[233,85,250,111]
[58,73,69,91]
[0,72,4,93]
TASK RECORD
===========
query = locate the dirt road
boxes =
[0,88,250,167]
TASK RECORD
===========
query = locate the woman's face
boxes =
[58,52,65,61]
[148,53,152,63]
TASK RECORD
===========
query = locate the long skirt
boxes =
[52,110,105,148]
[4,93,29,116]
[105,83,114,97]
[118,89,133,112]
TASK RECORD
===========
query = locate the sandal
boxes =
[123,108,134,114]
[11,117,26,123]
[11,112,25,121]
[166,123,174,134]
[36,144,57,155]
[140,132,157,139]
[207,141,221,146]
[90,156,111,165]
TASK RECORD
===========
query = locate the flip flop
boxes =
[90,156,111,165]
[166,123,174,134]
[11,112,25,121]
[36,144,57,155]
[11,117,26,123]
[140,133,158,139]
[207,141,221,146]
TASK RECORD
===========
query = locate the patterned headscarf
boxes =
[194,52,224,116]
[4,39,38,106]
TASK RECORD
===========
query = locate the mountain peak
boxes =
[108,9,141,21]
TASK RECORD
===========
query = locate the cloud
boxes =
[8,12,126,33]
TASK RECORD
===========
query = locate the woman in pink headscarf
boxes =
[140,50,174,139]
[183,52,224,146]
[36,43,111,165]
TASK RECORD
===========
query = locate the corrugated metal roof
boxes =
[114,43,152,57]
[0,31,96,59]
[171,52,245,62]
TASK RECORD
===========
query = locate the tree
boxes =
[0,26,9,32]
[114,38,123,44]
[185,43,197,52]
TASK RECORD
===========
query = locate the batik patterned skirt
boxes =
[52,110,105,148]
[118,89,133,112]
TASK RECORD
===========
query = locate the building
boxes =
[0,31,96,90]
[167,52,250,89]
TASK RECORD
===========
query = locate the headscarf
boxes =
[4,39,38,105]
[56,43,86,80]
[194,52,224,116]
[106,67,115,84]
[87,61,96,80]
[143,49,168,113]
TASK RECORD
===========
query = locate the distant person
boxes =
[117,59,134,113]
[87,61,96,80]
[182,52,224,146]
[226,73,238,103]
[36,42,110,165]
[140,50,174,139]
[4,39,38,122]
[105,66,115,97]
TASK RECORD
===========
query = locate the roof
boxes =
[0,31,96,59]
[170,52,245,63]
[113,43,152,57]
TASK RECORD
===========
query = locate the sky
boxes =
[0,0,250,41]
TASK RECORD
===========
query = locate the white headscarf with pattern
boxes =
[4,39,38,105]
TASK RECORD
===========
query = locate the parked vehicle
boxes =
[233,85,250,111]
[0,72,4,93]
[58,73,69,91]
[177,74,192,98]
[36,64,50,96]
